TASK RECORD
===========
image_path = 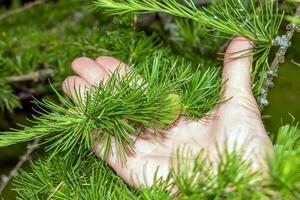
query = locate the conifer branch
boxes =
[12,123,300,199]
[5,68,54,83]
[0,0,47,21]
[91,0,283,95]
[0,138,40,194]
[259,3,300,108]
[0,52,221,160]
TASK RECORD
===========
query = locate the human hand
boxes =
[62,37,273,188]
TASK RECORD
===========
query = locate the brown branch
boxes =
[0,0,47,21]
[5,68,54,83]
[0,139,40,194]
[259,4,300,109]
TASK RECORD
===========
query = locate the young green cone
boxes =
[159,93,182,127]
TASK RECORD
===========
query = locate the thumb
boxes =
[222,36,255,103]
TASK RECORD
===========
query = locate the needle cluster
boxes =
[0,50,221,160]
[92,0,283,95]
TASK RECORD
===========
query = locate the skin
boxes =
[62,37,273,189]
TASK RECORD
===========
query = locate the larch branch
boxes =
[0,139,40,194]
[259,4,300,109]
[6,68,54,82]
[0,0,47,21]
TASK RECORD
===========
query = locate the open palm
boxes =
[62,37,273,188]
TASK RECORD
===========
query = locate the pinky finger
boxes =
[62,75,91,104]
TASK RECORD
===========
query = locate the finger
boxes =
[93,135,128,171]
[222,36,255,102]
[72,57,108,85]
[62,76,91,103]
[92,56,131,165]
[95,55,129,76]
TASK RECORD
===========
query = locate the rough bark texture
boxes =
[259,4,300,108]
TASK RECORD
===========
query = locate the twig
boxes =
[259,4,300,109]
[0,0,47,21]
[46,181,65,200]
[128,14,138,64]
[5,68,54,83]
[0,139,41,194]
